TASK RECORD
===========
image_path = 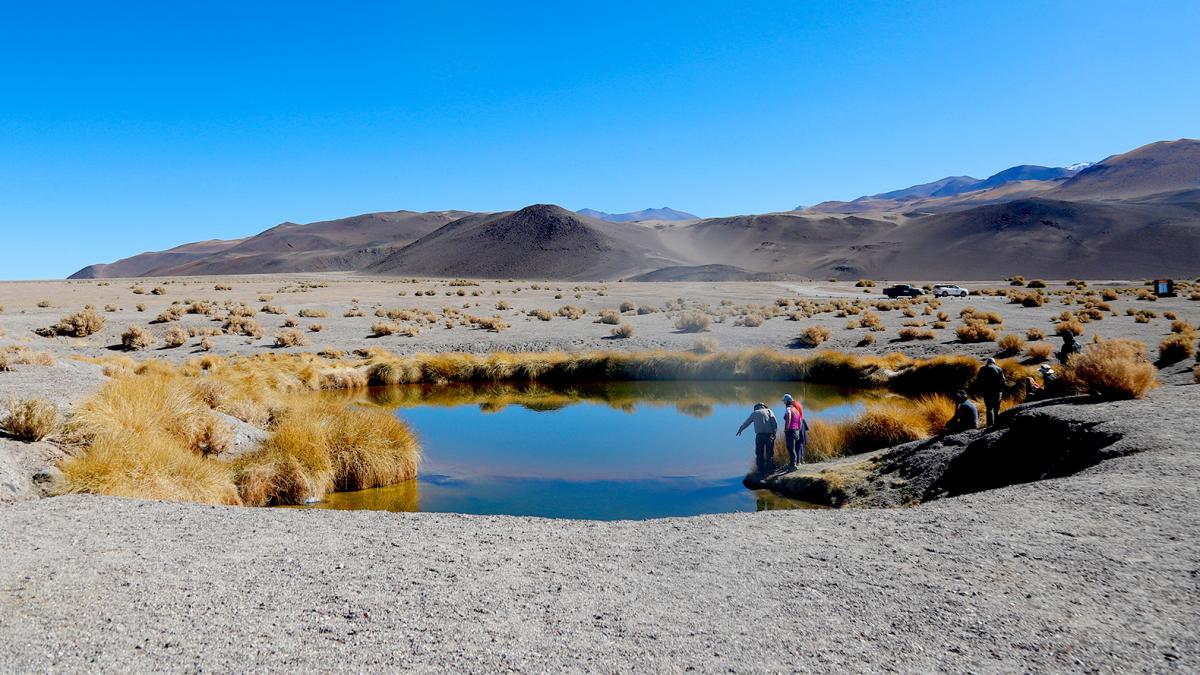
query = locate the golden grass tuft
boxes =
[121,325,155,351]
[799,325,831,347]
[57,430,241,505]
[163,326,189,348]
[674,311,711,333]
[1064,339,1158,400]
[1025,342,1054,362]
[45,307,106,337]
[611,323,635,338]
[2,398,59,441]
[69,373,230,453]
[233,399,420,506]
[274,329,309,348]
[955,320,996,343]
[996,333,1026,355]
[1158,333,1195,364]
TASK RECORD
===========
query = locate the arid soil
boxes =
[0,275,1198,671]
[1,274,1194,361]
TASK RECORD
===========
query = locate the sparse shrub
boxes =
[1102,289,1119,301]
[955,321,996,343]
[636,306,657,315]
[282,317,299,328]
[855,280,875,287]
[1024,342,1054,362]
[1163,311,1177,320]
[150,286,166,295]
[1026,327,1046,341]
[674,312,711,333]
[619,301,636,313]
[2,398,59,441]
[136,303,146,312]
[214,284,232,291]
[1008,276,1026,286]
[1170,320,1196,334]
[691,337,719,354]
[261,304,286,315]
[372,321,401,336]
[1158,334,1195,364]
[1026,279,1047,289]
[996,333,1026,355]
[597,309,622,325]
[738,314,765,327]
[799,325,831,347]
[343,309,365,318]
[528,309,554,321]
[152,306,183,324]
[470,315,510,332]
[121,325,155,351]
[297,309,327,318]
[557,305,585,320]
[309,323,323,333]
[1055,320,1084,336]
[611,324,635,338]
[199,337,214,352]
[496,300,511,310]
[45,308,106,337]
[1064,339,1158,399]
[273,329,308,348]
[859,311,884,331]
[222,316,264,338]
[163,326,189,348]
[857,333,876,347]
[897,327,934,341]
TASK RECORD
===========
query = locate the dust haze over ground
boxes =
[0,274,1198,671]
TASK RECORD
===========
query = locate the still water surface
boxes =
[301,381,883,520]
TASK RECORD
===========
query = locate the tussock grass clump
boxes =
[955,321,996,343]
[897,327,934,341]
[2,398,59,441]
[233,400,420,506]
[620,301,637,312]
[163,326,189,348]
[799,325,831,347]
[58,430,241,505]
[261,304,286,315]
[223,315,264,338]
[797,395,956,463]
[274,329,308,348]
[691,338,719,354]
[1064,339,1158,400]
[1158,334,1195,364]
[1025,342,1054,362]
[1026,327,1046,341]
[674,312,711,333]
[597,309,622,325]
[611,324,635,338]
[297,309,328,318]
[372,321,401,336]
[996,333,1026,355]
[1055,320,1085,336]
[557,305,586,320]
[528,309,554,321]
[43,307,106,337]
[1026,279,1047,289]
[121,325,155,351]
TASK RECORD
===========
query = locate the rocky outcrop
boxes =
[747,390,1184,508]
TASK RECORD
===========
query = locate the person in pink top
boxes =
[781,393,807,470]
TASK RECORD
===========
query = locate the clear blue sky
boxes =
[1,1,1197,279]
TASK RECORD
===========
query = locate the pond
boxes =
[298,381,886,520]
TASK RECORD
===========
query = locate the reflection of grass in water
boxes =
[754,490,827,511]
[302,478,420,513]
[341,380,879,419]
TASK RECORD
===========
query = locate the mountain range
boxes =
[71,138,1200,281]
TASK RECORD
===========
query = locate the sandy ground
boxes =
[0,274,1198,671]
[1,274,1196,362]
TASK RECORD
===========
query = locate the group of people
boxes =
[740,333,1081,474]
[735,393,807,475]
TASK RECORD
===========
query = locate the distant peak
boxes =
[576,206,699,222]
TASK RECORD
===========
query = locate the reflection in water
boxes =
[302,380,871,519]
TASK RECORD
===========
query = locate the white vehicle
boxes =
[933,284,969,297]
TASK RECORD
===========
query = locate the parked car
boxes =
[882,284,924,298]
[933,284,969,297]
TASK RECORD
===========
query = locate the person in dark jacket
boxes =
[736,402,778,474]
[972,357,1006,427]
[1058,332,1082,364]
[945,390,979,434]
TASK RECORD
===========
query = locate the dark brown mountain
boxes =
[1052,139,1200,200]
[366,204,682,280]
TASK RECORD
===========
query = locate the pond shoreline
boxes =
[2,384,1196,670]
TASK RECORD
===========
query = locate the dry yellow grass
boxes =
[2,398,59,441]
[58,430,241,505]
[799,325,831,347]
[233,399,420,506]
[1025,342,1054,362]
[121,325,155,350]
[996,333,1026,355]
[68,373,230,453]
[1064,339,1158,399]
[674,312,711,332]
[955,320,996,343]
[778,394,956,465]
[611,323,635,338]
[42,307,106,337]
[1158,334,1195,364]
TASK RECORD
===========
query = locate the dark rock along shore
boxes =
[1,383,1197,671]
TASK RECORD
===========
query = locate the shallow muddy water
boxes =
[301,381,885,520]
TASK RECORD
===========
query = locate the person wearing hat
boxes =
[972,357,1006,426]
[945,390,979,434]
[781,393,807,469]
[736,402,778,474]
[1027,363,1058,400]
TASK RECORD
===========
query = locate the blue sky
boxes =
[1,1,1197,279]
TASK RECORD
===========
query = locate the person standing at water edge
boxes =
[973,357,1006,427]
[781,394,806,469]
[736,402,778,475]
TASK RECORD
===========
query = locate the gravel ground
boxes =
[1,274,1196,362]
[1,383,1197,672]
